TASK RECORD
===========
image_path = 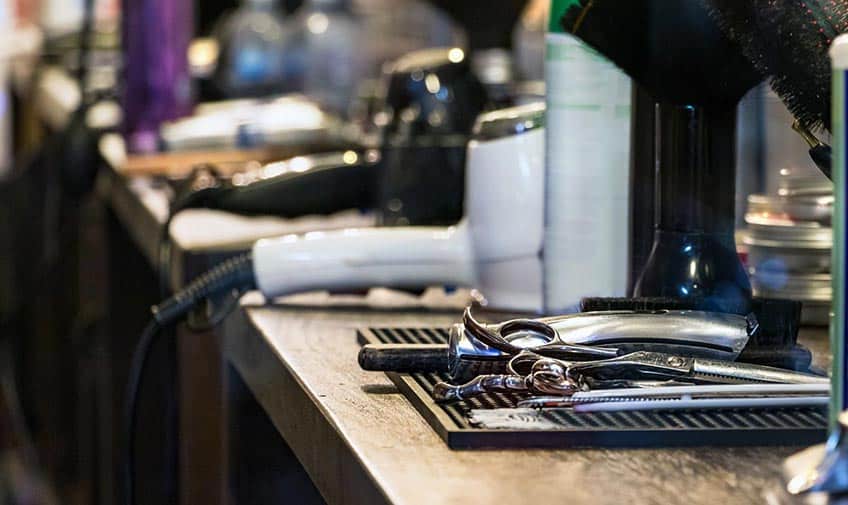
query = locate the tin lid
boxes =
[777,175,833,197]
[743,214,833,249]
[746,194,832,224]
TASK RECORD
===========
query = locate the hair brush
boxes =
[700,0,848,179]
[560,0,762,105]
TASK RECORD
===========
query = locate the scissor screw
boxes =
[666,356,686,367]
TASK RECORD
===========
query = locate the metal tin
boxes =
[747,194,833,224]
[750,270,831,300]
[778,174,834,198]
[747,246,831,274]
[744,214,833,248]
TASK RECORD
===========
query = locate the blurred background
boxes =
[0,0,832,504]
[0,1,539,504]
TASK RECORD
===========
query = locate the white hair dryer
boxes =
[251,102,546,311]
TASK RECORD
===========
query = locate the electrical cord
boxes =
[124,252,255,505]
[185,289,245,333]
[152,253,256,326]
[157,165,228,299]
[122,319,160,505]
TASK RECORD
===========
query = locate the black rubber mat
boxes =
[357,327,828,449]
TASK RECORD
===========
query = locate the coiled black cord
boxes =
[152,253,256,327]
[124,252,256,505]
[158,166,229,299]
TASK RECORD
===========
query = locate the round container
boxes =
[743,214,832,273]
[746,246,831,274]
[744,213,833,246]
[747,193,833,224]
[777,174,833,197]
[743,192,833,274]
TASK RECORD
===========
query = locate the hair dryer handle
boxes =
[358,344,449,373]
[251,225,474,299]
[213,161,379,217]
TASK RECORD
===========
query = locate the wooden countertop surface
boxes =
[224,291,830,505]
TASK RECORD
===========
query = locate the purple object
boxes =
[121,0,194,153]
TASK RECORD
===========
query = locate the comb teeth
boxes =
[701,0,848,132]
[572,396,679,403]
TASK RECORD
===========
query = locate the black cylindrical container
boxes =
[655,104,736,233]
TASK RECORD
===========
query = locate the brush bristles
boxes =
[702,0,848,132]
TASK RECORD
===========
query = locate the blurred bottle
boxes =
[543,0,632,312]
[512,0,547,81]
[354,0,464,69]
[212,0,289,97]
[121,0,194,153]
[282,0,464,117]
[280,0,365,115]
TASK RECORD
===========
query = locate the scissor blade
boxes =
[543,310,753,359]
[691,358,829,384]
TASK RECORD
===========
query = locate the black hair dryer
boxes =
[171,47,487,228]
[376,48,488,226]
[561,0,763,314]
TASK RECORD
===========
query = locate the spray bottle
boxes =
[121,0,194,153]
[543,0,632,312]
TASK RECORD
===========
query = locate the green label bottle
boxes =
[543,0,633,312]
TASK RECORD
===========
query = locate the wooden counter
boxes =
[224,292,831,505]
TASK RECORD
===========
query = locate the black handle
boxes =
[215,161,379,217]
[358,344,449,373]
[809,144,832,181]
[655,103,737,234]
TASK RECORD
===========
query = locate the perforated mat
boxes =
[357,327,828,449]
